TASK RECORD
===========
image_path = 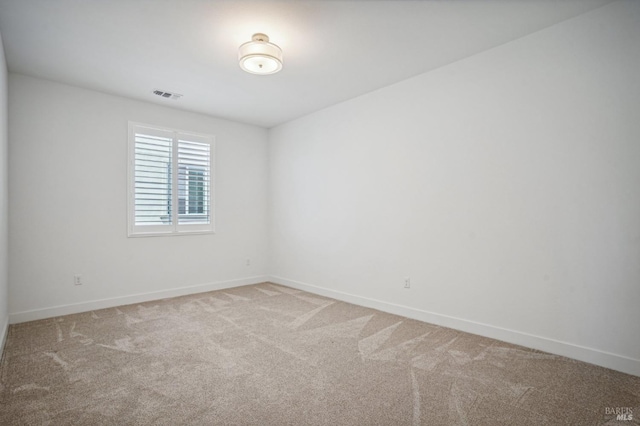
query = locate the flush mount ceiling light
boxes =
[238,33,283,75]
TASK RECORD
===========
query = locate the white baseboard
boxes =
[269,275,640,378]
[0,315,8,359]
[9,275,270,324]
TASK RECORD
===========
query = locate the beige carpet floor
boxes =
[1,283,638,425]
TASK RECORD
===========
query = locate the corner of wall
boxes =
[0,30,10,358]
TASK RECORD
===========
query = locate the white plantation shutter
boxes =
[177,135,211,229]
[128,123,214,236]
[133,127,173,230]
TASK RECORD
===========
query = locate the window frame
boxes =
[127,122,215,237]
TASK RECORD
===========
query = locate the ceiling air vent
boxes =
[153,89,183,100]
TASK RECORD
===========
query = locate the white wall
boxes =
[9,74,269,321]
[0,33,9,349]
[268,0,640,376]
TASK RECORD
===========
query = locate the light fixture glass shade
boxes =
[239,33,283,75]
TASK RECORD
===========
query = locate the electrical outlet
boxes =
[74,274,83,286]
[404,277,411,289]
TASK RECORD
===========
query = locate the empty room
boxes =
[0,0,638,424]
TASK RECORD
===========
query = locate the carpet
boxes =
[1,283,638,425]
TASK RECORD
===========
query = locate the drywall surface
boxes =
[9,74,269,319]
[268,0,640,374]
[0,32,9,346]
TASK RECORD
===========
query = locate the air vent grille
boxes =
[153,90,183,100]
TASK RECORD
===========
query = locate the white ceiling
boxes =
[0,0,612,128]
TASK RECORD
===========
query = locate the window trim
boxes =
[127,122,215,237]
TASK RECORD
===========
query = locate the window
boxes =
[128,122,214,236]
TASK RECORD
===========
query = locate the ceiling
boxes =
[0,0,613,128]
